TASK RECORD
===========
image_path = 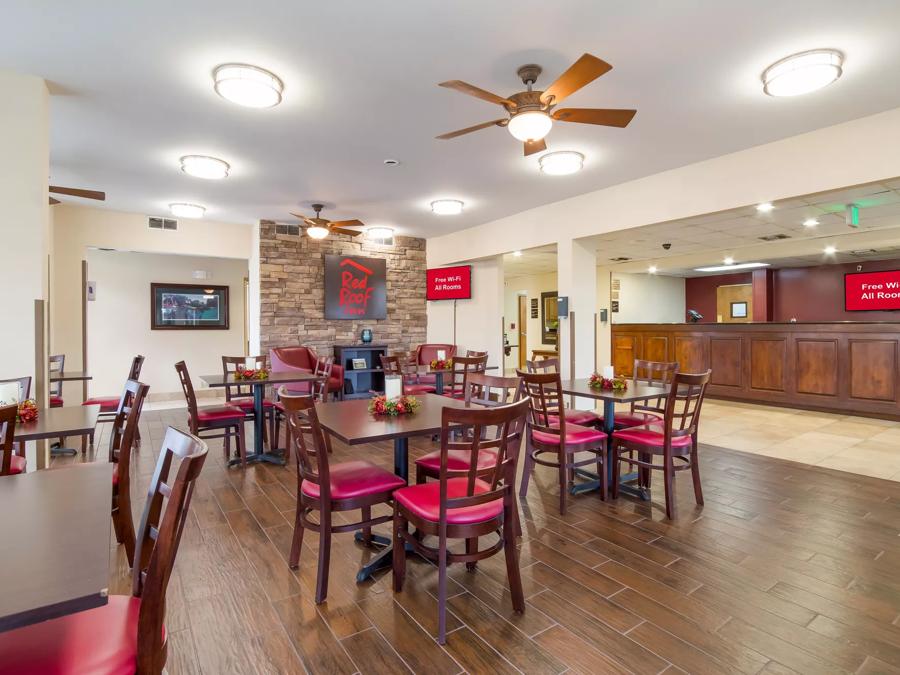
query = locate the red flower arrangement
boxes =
[16,399,39,423]
[369,395,421,416]
[234,368,270,381]
[588,373,628,392]
[429,358,453,371]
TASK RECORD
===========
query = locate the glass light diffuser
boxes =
[507,110,552,141]
[756,202,774,213]
[430,199,464,215]
[539,150,585,176]
[306,225,329,239]
[762,49,843,97]
[213,63,284,108]
[180,155,230,180]
[169,203,206,219]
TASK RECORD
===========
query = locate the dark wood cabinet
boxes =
[333,344,388,400]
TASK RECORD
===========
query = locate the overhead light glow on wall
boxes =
[180,155,230,179]
[507,111,552,142]
[803,218,819,227]
[169,203,206,219]
[762,49,843,97]
[824,245,837,255]
[431,199,464,215]
[694,262,769,272]
[512,250,523,257]
[648,265,658,274]
[213,63,284,108]
[756,202,774,213]
[539,151,585,176]
[723,256,735,265]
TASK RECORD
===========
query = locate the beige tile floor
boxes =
[148,395,900,483]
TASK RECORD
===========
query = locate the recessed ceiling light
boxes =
[723,256,735,265]
[803,218,819,227]
[824,245,837,255]
[367,226,394,240]
[512,250,523,257]
[539,151,585,176]
[170,203,206,219]
[695,262,769,272]
[507,111,552,142]
[383,159,400,166]
[213,63,283,108]
[180,155,230,180]
[762,49,843,97]
[306,225,329,240]
[648,265,658,274]
[756,202,775,213]
[431,199,464,215]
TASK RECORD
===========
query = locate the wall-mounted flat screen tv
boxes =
[426,265,471,301]
[845,270,900,311]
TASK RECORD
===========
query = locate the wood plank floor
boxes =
[54,406,900,675]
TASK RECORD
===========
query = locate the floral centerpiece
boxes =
[429,358,453,371]
[16,399,38,423]
[588,373,628,392]
[369,395,421,416]
[234,368,270,380]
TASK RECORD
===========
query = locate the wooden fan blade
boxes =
[436,119,507,140]
[439,80,514,107]
[49,197,61,205]
[330,227,363,237]
[552,108,637,127]
[540,53,613,106]
[288,212,306,219]
[49,185,106,200]
[524,138,547,156]
[329,219,364,228]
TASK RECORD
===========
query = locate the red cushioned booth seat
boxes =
[0,595,161,675]
[194,405,245,423]
[49,395,64,407]
[612,427,692,449]
[269,347,344,395]
[394,477,502,524]
[415,448,499,473]
[532,422,605,446]
[300,460,406,500]
[82,396,119,412]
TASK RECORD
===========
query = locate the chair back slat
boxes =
[0,376,32,403]
[278,389,331,500]
[108,379,150,486]
[661,370,712,443]
[632,359,678,416]
[464,372,522,408]
[128,355,146,381]
[174,361,199,432]
[447,354,487,396]
[48,354,64,397]
[133,427,207,673]
[525,357,559,374]
[517,369,566,438]
[0,404,17,476]
[312,356,334,402]
[222,355,268,401]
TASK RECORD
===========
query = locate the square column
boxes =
[557,238,598,381]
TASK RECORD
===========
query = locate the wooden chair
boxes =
[392,399,528,644]
[48,354,65,407]
[84,354,145,446]
[524,358,601,427]
[609,359,679,429]
[222,355,276,450]
[0,427,208,674]
[380,354,435,395]
[176,360,247,467]
[518,369,607,514]
[280,391,405,603]
[442,354,487,399]
[109,379,150,567]
[0,376,31,459]
[274,356,334,457]
[611,370,712,519]
[0,404,24,476]
[465,349,488,357]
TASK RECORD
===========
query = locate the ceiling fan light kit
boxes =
[213,63,284,108]
[289,203,366,239]
[430,199,464,215]
[180,155,230,180]
[306,225,330,239]
[539,150,585,175]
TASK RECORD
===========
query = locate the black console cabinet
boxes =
[333,344,387,400]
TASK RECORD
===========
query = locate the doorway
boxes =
[517,295,528,369]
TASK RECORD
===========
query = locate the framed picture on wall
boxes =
[730,301,748,319]
[151,283,229,330]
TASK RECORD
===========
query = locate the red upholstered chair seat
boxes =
[194,405,245,423]
[549,409,602,426]
[609,412,662,428]
[300,460,406,501]
[49,395,64,407]
[231,397,275,410]
[612,426,692,450]
[4,454,26,475]
[82,396,120,412]
[415,448,499,474]
[403,383,435,395]
[532,422,605,446]
[0,595,160,675]
[394,477,502,524]
[441,388,466,400]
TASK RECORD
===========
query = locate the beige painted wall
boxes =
[503,271,558,370]
[86,250,247,396]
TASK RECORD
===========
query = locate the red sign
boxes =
[845,270,900,311]
[324,254,387,319]
[427,265,472,301]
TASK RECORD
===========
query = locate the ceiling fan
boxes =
[48,185,106,205]
[289,203,365,239]
[436,53,636,156]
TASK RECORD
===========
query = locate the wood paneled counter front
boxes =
[611,322,900,419]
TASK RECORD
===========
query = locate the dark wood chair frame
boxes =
[392,399,529,644]
[612,370,711,520]
[280,391,396,604]
[444,354,488,397]
[176,360,247,467]
[222,355,276,450]
[380,354,434,394]
[524,357,559,374]
[48,354,65,407]
[629,359,679,420]
[517,369,608,514]
[0,404,18,476]
[109,378,150,567]
[89,355,145,447]
[274,356,334,458]
[0,376,31,459]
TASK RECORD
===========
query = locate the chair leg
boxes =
[269,409,277,452]
[236,421,247,467]
[416,464,426,485]
[80,435,88,453]
[289,502,305,569]
[437,534,448,645]
[223,428,231,463]
[117,498,136,568]
[361,506,372,545]
[611,446,621,499]
[518,437,535,498]
[503,501,525,613]
[465,537,477,571]
[392,507,406,592]
[261,417,270,451]
[599,445,608,502]
[691,443,704,506]
[664,457,676,520]
[315,511,331,604]
[557,449,567,515]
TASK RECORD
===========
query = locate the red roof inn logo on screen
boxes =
[339,258,375,316]
[427,265,472,301]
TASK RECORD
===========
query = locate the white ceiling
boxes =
[5,1,900,237]
[504,245,558,279]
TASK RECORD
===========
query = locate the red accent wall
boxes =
[684,272,752,323]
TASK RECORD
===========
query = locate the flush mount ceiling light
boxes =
[539,150,585,176]
[762,49,843,97]
[723,256,735,265]
[507,110,553,142]
[213,63,284,108]
[306,225,330,240]
[756,202,775,213]
[803,218,820,227]
[180,155,230,180]
[169,203,206,219]
[824,244,837,255]
[694,262,769,272]
[431,199,464,215]
[367,226,395,240]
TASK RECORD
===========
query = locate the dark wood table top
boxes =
[0,463,111,632]
[13,405,100,442]
[560,379,669,403]
[315,394,476,445]
[414,365,500,374]
[198,372,322,388]
[49,371,92,382]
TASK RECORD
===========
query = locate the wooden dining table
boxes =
[314,393,475,581]
[0,463,111,632]
[559,379,670,500]
[13,405,100,444]
[48,371,92,383]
